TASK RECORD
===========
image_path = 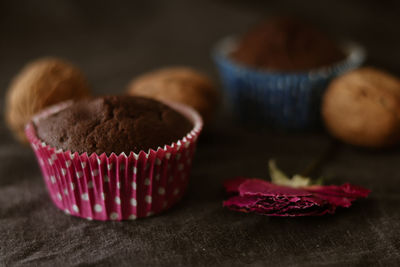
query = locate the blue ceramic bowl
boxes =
[213,36,366,130]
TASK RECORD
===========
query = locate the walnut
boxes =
[5,58,91,143]
[127,67,220,124]
[322,67,400,147]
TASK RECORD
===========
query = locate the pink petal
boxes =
[305,183,371,208]
[239,179,311,197]
[223,195,261,211]
[223,194,333,217]
[223,178,370,217]
[306,183,370,198]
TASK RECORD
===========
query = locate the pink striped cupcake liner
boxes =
[25,100,203,221]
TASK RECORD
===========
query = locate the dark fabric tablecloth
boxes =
[1,0,400,266]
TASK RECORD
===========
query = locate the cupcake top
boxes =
[232,17,345,71]
[35,96,193,155]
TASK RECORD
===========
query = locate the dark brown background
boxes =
[1,0,400,266]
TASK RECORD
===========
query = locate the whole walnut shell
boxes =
[5,58,91,144]
[127,67,220,124]
[322,67,400,147]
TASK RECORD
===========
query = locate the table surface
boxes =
[1,0,400,266]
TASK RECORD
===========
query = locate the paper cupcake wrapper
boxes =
[25,100,203,221]
[213,36,366,129]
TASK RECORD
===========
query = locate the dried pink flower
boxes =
[223,177,370,217]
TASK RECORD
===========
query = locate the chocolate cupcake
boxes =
[213,17,365,129]
[232,17,345,71]
[36,96,193,155]
[26,96,203,221]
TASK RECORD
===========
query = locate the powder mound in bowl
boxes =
[35,96,193,155]
[232,17,346,71]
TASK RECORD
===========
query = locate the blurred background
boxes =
[1,0,400,101]
[1,1,400,265]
